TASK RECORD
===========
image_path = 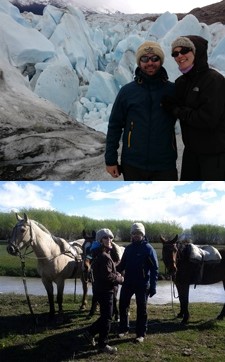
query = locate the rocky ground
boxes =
[181,0,225,25]
[0,58,108,181]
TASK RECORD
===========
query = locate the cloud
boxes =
[83,181,225,228]
[0,181,53,212]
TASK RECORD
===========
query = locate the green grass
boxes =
[0,294,225,361]
[0,244,38,276]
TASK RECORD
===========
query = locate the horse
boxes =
[7,213,94,319]
[161,235,225,324]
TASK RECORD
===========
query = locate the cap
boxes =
[131,222,145,235]
[96,228,114,242]
[136,41,165,65]
[171,36,196,54]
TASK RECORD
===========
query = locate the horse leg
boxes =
[42,279,55,319]
[88,289,99,317]
[80,275,88,311]
[217,281,225,320]
[56,280,65,314]
[176,283,190,324]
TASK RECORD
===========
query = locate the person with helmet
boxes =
[116,222,158,343]
[83,228,124,354]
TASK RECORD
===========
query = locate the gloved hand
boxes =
[161,95,180,118]
[148,288,156,298]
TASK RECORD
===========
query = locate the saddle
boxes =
[187,244,222,285]
[189,244,222,264]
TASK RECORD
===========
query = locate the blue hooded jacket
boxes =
[117,239,158,291]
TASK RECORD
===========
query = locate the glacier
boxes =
[1,0,225,134]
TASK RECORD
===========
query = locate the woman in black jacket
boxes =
[162,35,225,180]
[83,228,124,355]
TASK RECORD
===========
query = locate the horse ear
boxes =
[160,235,166,243]
[16,213,22,221]
[82,230,86,238]
[24,213,29,223]
[172,234,178,243]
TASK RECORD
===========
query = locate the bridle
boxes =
[7,221,35,259]
[162,242,179,279]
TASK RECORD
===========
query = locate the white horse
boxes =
[7,213,92,319]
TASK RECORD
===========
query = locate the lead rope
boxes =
[20,253,38,327]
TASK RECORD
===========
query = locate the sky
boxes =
[69,0,218,14]
[1,181,225,229]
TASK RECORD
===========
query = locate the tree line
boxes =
[0,209,225,244]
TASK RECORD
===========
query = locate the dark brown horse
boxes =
[161,235,225,324]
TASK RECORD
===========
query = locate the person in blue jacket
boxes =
[105,41,178,181]
[116,222,158,343]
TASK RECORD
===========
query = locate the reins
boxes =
[19,250,38,327]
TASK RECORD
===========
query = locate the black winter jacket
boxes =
[105,67,177,171]
[175,37,225,154]
[92,250,123,293]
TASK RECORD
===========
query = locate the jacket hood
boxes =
[185,35,209,73]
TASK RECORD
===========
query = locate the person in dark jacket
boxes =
[105,41,178,181]
[162,35,225,180]
[116,222,158,343]
[83,228,124,354]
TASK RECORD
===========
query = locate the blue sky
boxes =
[1,181,225,229]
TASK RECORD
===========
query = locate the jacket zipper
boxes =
[128,121,134,148]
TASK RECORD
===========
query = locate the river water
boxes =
[0,276,224,304]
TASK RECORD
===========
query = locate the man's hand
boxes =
[106,165,121,178]
[148,288,156,298]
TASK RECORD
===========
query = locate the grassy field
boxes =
[0,294,225,362]
[1,243,225,361]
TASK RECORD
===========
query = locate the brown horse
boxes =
[7,213,94,319]
[161,235,225,324]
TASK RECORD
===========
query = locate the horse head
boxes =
[160,234,179,276]
[7,213,32,256]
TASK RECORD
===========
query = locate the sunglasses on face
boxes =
[102,236,113,240]
[140,55,160,63]
[171,47,192,58]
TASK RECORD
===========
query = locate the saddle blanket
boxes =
[189,244,222,263]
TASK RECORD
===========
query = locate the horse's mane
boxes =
[32,220,77,253]
[32,220,52,235]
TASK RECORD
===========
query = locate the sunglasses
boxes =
[102,236,113,240]
[140,55,160,63]
[171,47,192,58]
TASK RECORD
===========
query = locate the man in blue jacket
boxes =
[105,41,177,180]
[117,222,158,343]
